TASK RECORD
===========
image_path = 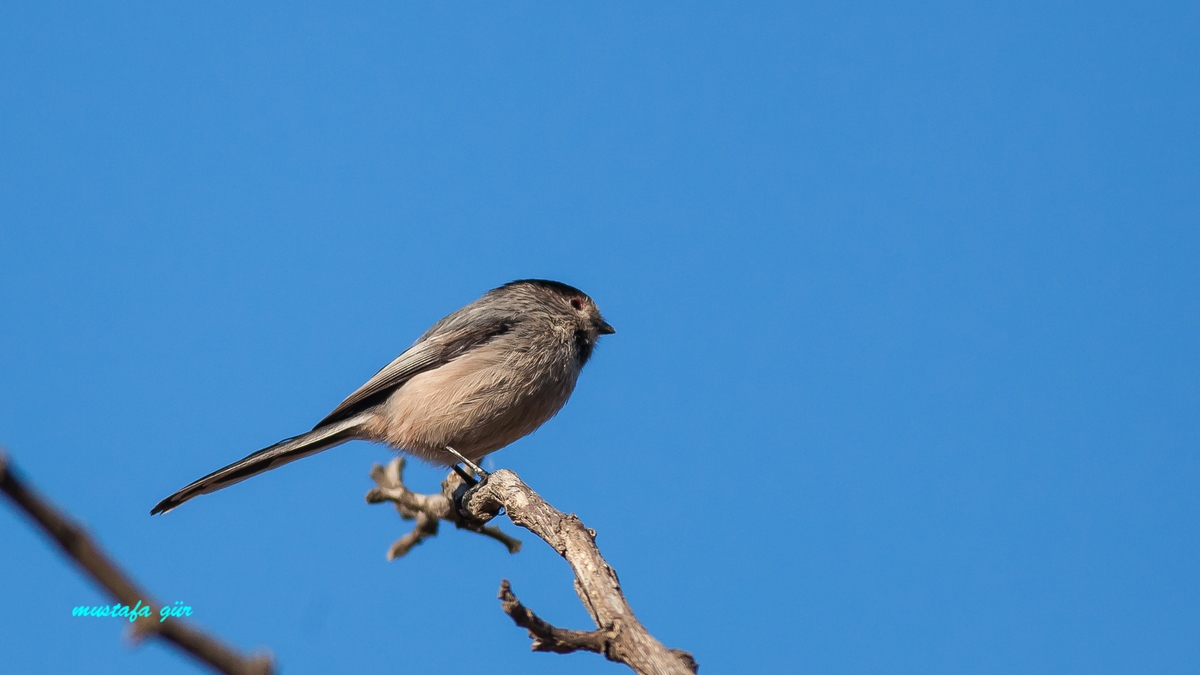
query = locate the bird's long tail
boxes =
[151,414,370,515]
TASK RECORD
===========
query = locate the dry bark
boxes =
[367,458,698,675]
[365,456,521,559]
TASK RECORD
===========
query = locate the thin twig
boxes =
[365,457,520,560]
[499,580,610,654]
[0,450,273,675]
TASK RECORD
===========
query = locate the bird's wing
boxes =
[314,318,513,428]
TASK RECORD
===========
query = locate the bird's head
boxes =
[498,279,615,364]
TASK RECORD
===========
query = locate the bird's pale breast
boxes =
[370,340,579,464]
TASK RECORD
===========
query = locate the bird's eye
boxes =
[570,298,583,310]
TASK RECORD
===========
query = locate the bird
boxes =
[151,279,614,515]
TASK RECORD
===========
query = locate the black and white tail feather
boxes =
[149,414,370,515]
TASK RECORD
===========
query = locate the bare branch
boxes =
[366,459,697,674]
[365,457,520,560]
[499,579,610,654]
[0,450,274,675]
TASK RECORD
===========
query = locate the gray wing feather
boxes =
[314,315,512,428]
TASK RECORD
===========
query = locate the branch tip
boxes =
[365,457,521,560]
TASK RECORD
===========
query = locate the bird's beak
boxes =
[597,320,616,335]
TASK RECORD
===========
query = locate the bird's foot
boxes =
[444,446,489,486]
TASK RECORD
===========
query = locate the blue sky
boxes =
[1,2,1197,673]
